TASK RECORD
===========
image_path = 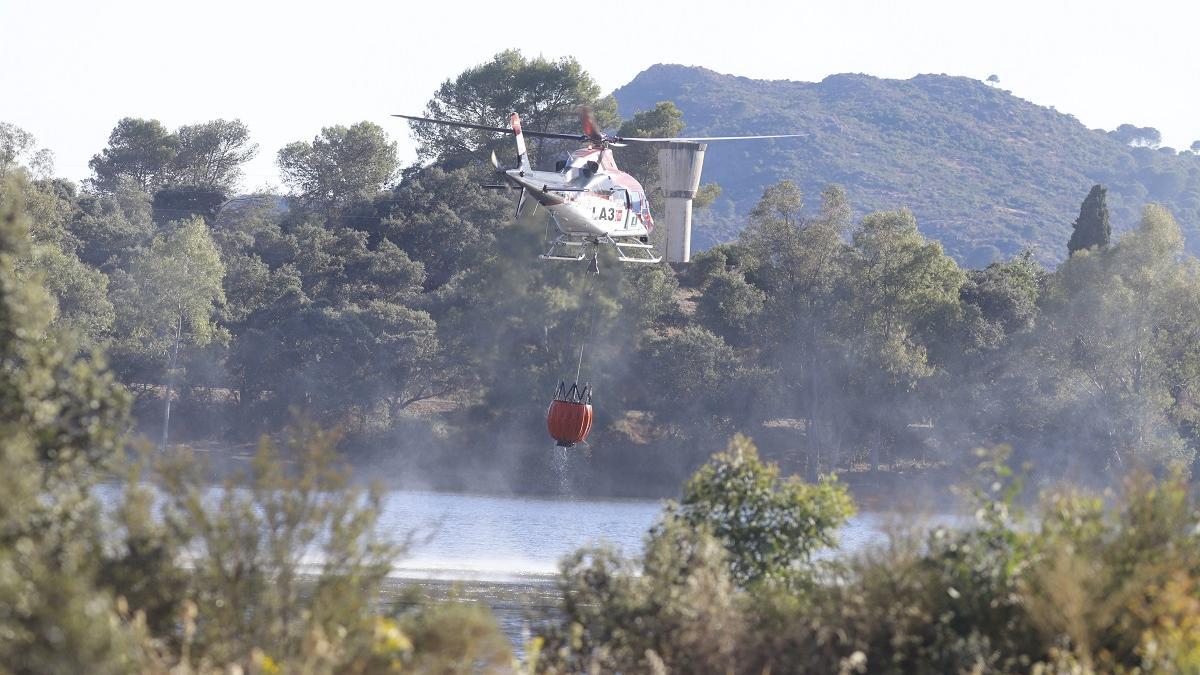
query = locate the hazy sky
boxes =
[3,0,1197,191]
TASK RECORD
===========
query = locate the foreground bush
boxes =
[534,436,855,673]
[0,175,511,674]
[535,442,1200,674]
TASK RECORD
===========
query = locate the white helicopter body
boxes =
[394,109,801,266]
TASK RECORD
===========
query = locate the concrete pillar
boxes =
[656,141,707,263]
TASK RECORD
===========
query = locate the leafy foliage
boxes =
[277,121,399,216]
[171,119,258,191]
[538,444,1200,674]
[110,217,226,360]
[672,434,854,587]
[88,117,257,195]
[0,122,54,178]
[9,52,1200,498]
[0,174,137,672]
[410,49,618,171]
[131,425,415,669]
[614,100,684,189]
[1068,184,1112,255]
[0,189,508,669]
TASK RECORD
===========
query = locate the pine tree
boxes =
[1067,184,1111,255]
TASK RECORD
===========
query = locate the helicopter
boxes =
[394,108,802,267]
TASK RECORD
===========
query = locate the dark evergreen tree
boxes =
[1067,184,1111,255]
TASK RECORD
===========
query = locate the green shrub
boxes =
[540,442,1200,673]
[672,433,855,589]
[536,435,853,673]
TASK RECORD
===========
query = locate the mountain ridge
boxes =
[612,65,1200,265]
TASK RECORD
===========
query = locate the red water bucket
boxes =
[547,399,593,447]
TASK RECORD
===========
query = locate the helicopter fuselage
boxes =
[498,147,654,241]
[395,107,802,265]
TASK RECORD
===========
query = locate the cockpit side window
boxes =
[630,191,644,214]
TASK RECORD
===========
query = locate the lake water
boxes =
[95,484,951,649]
[372,490,916,648]
[95,485,938,581]
[376,490,903,581]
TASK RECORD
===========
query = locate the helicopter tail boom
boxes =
[510,113,532,173]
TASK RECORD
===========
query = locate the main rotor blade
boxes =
[578,106,605,144]
[615,133,806,143]
[392,114,586,141]
[393,114,512,134]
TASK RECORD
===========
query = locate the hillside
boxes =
[612,65,1200,265]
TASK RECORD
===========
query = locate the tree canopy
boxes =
[410,49,618,170]
[277,122,398,216]
[6,53,1200,496]
[1067,184,1111,255]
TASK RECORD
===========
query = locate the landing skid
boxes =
[603,235,662,264]
[539,237,587,262]
[540,235,662,266]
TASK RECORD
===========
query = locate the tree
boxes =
[692,182,722,210]
[614,101,685,188]
[277,122,398,216]
[739,180,807,289]
[110,218,226,449]
[0,174,116,347]
[152,184,228,226]
[640,326,753,430]
[849,208,964,382]
[171,118,257,190]
[0,122,54,178]
[217,213,460,429]
[1067,184,1111,255]
[0,174,129,467]
[369,167,510,289]
[1111,124,1161,148]
[411,49,618,170]
[545,520,743,674]
[88,117,178,193]
[1,172,81,254]
[609,101,725,210]
[278,299,444,422]
[620,261,680,328]
[1039,205,1199,471]
[0,191,500,668]
[87,117,256,198]
[986,74,1000,85]
[959,250,1044,349]
[695,266,765,345]
[25,242,115,347]
[840,209,965,469]
[0,175,136,670]
[1191,140,1200,154]
[69,178,154,269]
[670,434,854,588]
[540,435,852,672]
[739,183,855,468]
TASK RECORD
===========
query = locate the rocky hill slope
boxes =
[613,65,1200,265]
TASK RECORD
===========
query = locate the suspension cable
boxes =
[574,255,601,384]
